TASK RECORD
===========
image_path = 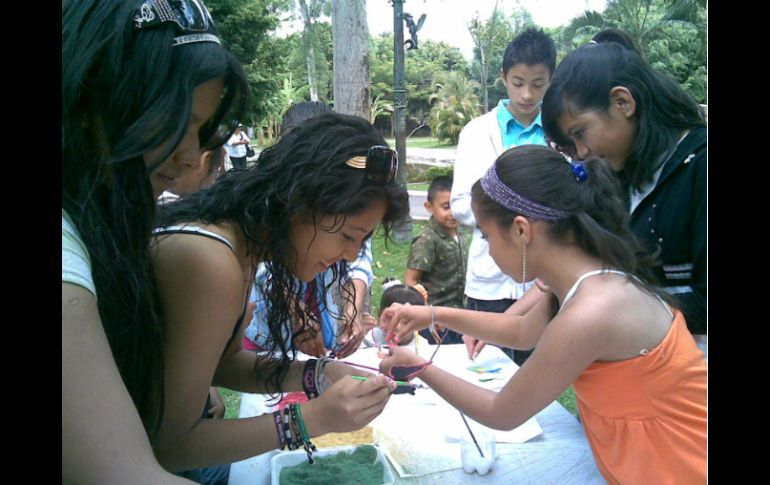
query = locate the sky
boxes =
[366,0,608,59]
[277,1,607,60]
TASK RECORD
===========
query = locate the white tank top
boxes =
[560,269,672,318]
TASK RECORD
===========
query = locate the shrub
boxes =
[426,165,453,180]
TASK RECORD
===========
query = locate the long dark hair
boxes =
[157,113,409,394]
[472,145,672,304]
[542,39,705,192]
[62,0,248,440]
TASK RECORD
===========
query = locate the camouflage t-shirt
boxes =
[407,217,466,308]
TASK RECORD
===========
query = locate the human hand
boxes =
[379,303,431,344]
[308,374,396,434]
[379,346,426,378]
[295,329,327,357]
[334,312,374,358]
[207,387,225,419]
[463,335,486,360]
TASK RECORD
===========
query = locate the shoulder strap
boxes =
[153,225,236,254]
[560,269,628,310]
[560,269,673,318]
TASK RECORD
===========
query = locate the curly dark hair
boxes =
[157,113,409,395]
[62,0,248,440]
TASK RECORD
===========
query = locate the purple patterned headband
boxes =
[480,165,569,221]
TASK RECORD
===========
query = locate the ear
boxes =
[499,68,506,83]
[609,86,636,119]
[423,200,433,214]
[508,216,531,245]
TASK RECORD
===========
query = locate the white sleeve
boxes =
[347,239,373,288]
[62,212,97,297]
[450,125,479,227]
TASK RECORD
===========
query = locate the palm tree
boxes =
[428,72,481,144]
[561,0,705,59]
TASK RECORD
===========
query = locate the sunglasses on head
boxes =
[344,145,398,184]
[134,0,221,45]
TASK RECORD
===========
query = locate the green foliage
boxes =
[295,1,332,102]
[370,93,394,124]
[218,387,242,419]
[558,0,706,104]
[428,72,481,144]
[371,223,425,316]
[470,5,537,111]
[277,22,334,103]
[207,0,292,124]
[469,8,507,111]
[426,166,454,180]
[370,34,470,130]
[558,386,578,417]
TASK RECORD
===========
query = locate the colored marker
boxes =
[351,375,411,386]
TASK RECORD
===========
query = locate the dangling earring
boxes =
[521,237,527,293]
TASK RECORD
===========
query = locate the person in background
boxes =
[62,0,248,482]
[542,28,707,357]
[367,278,421,348]
[380,145,706,484]
[158,146,226,205]
[405,176,465,344]
[225,123,250,169]
[450,28,557,365]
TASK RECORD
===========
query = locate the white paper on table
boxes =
[437,400,543,444]
[345,345,543,477]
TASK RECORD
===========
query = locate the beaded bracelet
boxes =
[289,404,317,464]
[283,407,297,450]
[302,359,319,399]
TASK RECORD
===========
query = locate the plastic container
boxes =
[271,445,395,485]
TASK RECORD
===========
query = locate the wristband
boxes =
[302,359,319,399]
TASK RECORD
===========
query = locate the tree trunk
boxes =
[331,0,370,119]
[303,27,320,101]
[480,48,489,113]
[299,0,320,102]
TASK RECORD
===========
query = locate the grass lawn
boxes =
[216,220,578,420]
[384,136,456,149]
[219,387,242,420]
[407,182,430,191]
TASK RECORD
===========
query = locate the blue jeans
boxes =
[465,296,533,366]
[176,465,230,485]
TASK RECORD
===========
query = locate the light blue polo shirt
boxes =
[496,99,546,149]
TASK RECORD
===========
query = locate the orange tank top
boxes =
[573,309,707,484]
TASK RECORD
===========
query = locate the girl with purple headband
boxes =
[379,145,706,484]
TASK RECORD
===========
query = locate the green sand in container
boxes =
[279,445,385,485]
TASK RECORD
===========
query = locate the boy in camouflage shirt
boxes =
[405,176,466,344]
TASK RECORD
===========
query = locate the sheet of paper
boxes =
[344,345,543,477]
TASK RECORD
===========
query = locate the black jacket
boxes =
[630,127,706,334]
